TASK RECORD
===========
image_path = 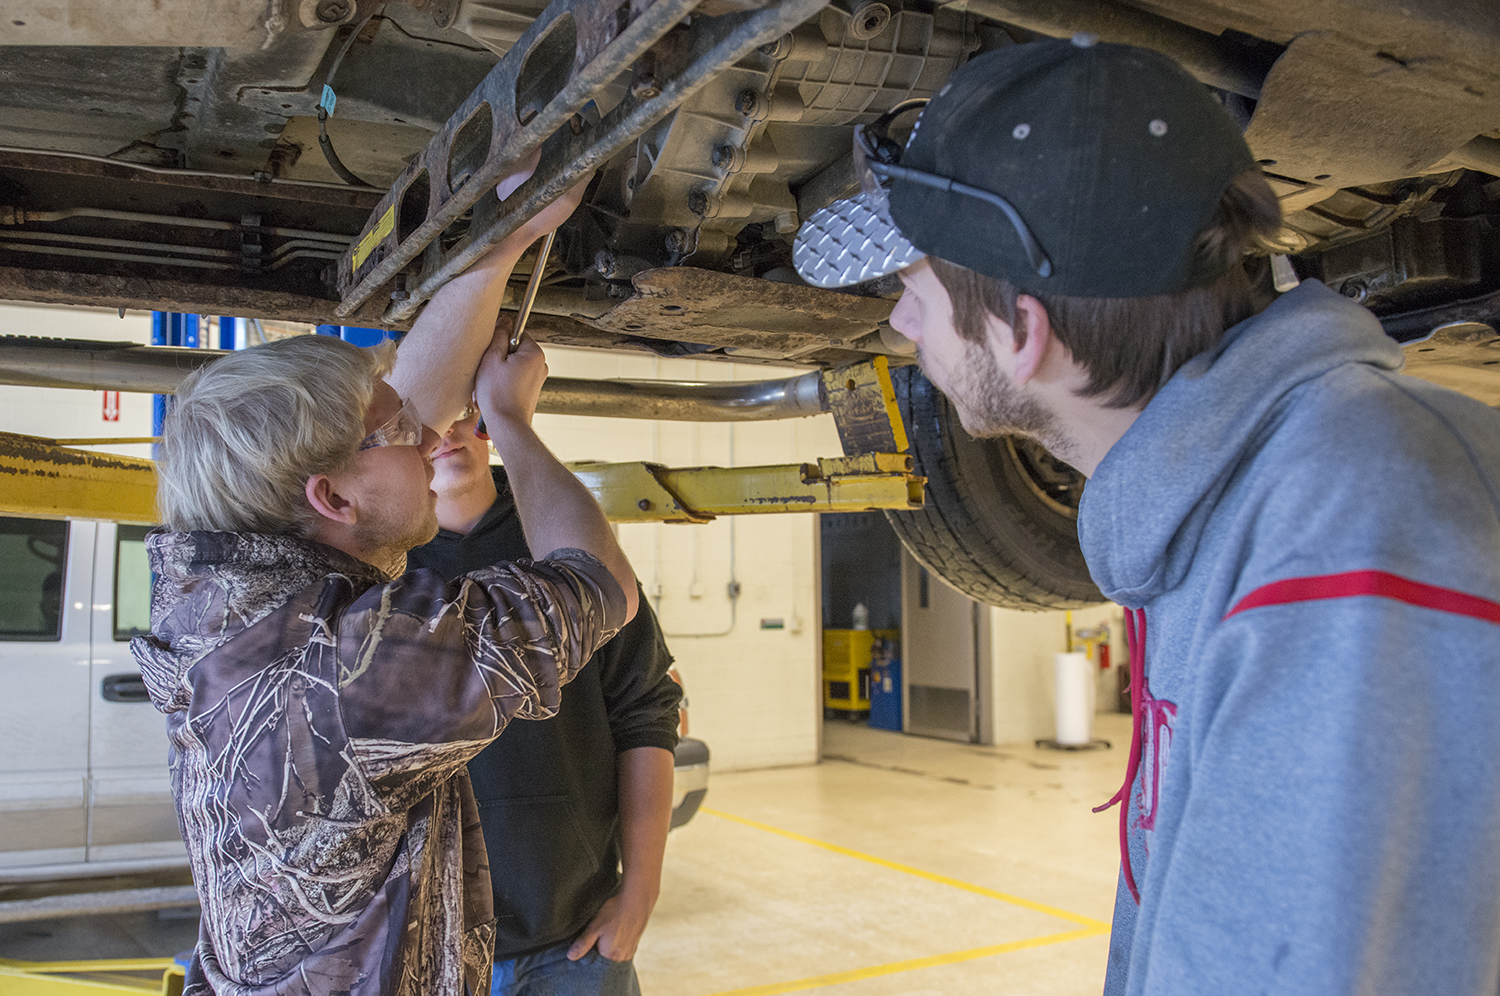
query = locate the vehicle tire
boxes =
[883,364,1104,610]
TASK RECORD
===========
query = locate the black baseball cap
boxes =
[793,36,1258,298]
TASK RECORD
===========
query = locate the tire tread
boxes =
[883,366,1103,610]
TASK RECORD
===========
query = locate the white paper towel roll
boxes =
[1053,651,1094,745]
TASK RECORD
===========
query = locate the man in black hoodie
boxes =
[407,396,680,996]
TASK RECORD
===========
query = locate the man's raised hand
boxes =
[476,317,547,431]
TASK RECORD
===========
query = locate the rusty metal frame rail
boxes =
[337,0,825,324]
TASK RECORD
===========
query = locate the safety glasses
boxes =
[853,99,1053,278]
[458,398,491,440]
[358,395,425,451]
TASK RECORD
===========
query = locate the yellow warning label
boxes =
[352,205,395,271]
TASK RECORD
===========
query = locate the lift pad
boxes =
[0,434,921,525]
[822,355,910,456]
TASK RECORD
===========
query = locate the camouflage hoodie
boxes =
[132,531,626,996]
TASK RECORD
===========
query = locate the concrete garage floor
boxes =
[1,715,1130,995]
[635,714,1130,996]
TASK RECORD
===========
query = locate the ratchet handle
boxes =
[508,230,555,354]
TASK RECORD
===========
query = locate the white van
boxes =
[0,513,709,882]
[0,515,184,880]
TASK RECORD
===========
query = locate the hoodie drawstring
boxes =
[1093,607,1145,904]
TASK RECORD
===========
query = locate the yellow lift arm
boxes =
[0,432,159,524]
[0,955,183,995]
[570,452,922,523]
[0,432,921,525]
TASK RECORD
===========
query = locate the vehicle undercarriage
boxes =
[1,0,1498,607]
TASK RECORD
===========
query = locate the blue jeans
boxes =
[489,940,641,996]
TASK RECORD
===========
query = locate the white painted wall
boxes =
[534,350,840,772]
[0,302,838,773]
[0,304,157,461]
[988,601,1126,747]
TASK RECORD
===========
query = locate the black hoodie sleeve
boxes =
[596,587,681,754]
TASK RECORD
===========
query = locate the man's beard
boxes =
[355,502,438,577]
[923,338,1077,463]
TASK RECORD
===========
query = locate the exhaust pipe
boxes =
[0,336,830,422]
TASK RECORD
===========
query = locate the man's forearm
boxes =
[486,414,639,621]
[566,744,674,961]
[388,166,590,432]
[618,746,674,906]
[389,249,522,432]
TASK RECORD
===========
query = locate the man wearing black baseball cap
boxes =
[796,35,1500,996]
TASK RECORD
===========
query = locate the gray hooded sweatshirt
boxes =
[1082,281,1500,995]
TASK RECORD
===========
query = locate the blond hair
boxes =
[157,335,396,535]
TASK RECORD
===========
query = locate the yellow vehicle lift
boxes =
[0,956,184,995]
[0,362,919,992]
[0,431,920,525]
[0,355,923,524]
[0,431,159,524]
[570,452,921,523]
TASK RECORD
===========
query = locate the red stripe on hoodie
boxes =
[1225,570,1500,625]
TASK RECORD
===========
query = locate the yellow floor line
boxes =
[700,807,1108,929]
[696,927,1108,996]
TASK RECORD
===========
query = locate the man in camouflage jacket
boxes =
[136,524,626,996]
[133,174,637,996]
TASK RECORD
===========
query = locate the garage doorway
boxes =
[818,512,992,746]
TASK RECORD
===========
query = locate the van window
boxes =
[0,517,68,641]
[114,525,155,641]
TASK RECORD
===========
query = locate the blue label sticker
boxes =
[319,84,337,117]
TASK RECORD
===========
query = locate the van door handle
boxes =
[101,672,150,703]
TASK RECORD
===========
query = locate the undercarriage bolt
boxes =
[594,249,617,276]
[630,53,662,100]
[638,499,653,511]
[735,90,760,116]
[847,0,891,40]
[760,33,792,59]
[315,0,352,22]
[665,229,691,253]
[1339,279,1368,303]
[711,144,744,172]
[687,190,709,216]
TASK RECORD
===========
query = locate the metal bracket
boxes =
[335,0,825,324]
[568,459,715,523]
[570,453,924,522]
